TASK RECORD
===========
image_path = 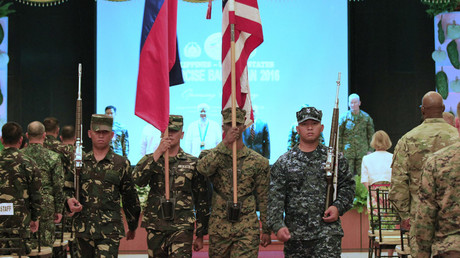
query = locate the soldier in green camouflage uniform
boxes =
[105,106,129,157]
[338,94,374,176]
[133,115,210,258]
[64,114,141,258]
[269,107,355,258]
[197,107,271,258]
[43,117,62,150]
[415,102,460,258]
[389,91,458,257]
[22,121,64,249]
[0,122,42,255]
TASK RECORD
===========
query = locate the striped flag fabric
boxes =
[221,0,263,126]
[135,0,183,132]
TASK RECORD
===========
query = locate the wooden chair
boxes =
[0,227,27,257]
[368,184,407,258]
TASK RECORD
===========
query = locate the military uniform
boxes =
[0,147,42,255]
[22,143,64,248]
[197,108,270,258]
[269,107,355,258]
[110,121,129,157]
[44,134,74,186]
[64,114,140,257]
[133,115,210,258]
[338,110,374,176]
[415,141,460,258]
[389,118,458,257]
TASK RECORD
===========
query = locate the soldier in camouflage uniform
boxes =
[0,122,42,255]
[133,115,210,258]
[415,101,460,258]
[64,114,141,257]
[197,107,271,258]
[105,105,129,157]
[389,91,458,257]
[338,94,375,176]
[22,121,64,249]
[268,106,355,258]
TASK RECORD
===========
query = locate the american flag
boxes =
[222,0,263,126]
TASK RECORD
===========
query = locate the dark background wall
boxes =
[7,0,435,151]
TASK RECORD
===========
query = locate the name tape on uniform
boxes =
[0,203,14,215]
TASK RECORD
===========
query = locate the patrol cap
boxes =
[91,114,113,131]
[296,106,322,123]
[168,115,183,131]
[222,107,246,124]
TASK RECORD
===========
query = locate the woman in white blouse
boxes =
[361,130,393,189]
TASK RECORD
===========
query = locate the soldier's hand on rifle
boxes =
[54,213,63,223]
[67,197,83,214]
[223,127,240,147]
[193,236,204,251]
[260,233,271,247]
[276,227,291,242]
[322,205,339,223]
[30,220,39,233]
[153,137,172,161]
[126,230,136,240]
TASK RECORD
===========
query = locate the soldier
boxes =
[242,105,270,159]
[57,125,76,179]
[22,121,64,249]
[268,106,355,257]
[133,115,210,257]
[338,93,375,176]
[389,91,458,257]
[105,105,129,158]
[65,114,141,257]
[43,117,62,149]
[288,104,325,151]
[415,101,460,258]
[0,122,42,255]
[197,107,271,257]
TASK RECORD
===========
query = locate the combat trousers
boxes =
[208,232,259,258]
[344,150,366,176]
[284,235,342,258]
[146,228,193,258]
[75,237,120,258]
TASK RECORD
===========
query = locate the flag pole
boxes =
[229,0,238,205]
[164,129,170,200]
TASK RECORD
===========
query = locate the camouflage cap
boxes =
[222,107,246,124]
[168,115,183,131]
[296,106,322,123]
[91,114,113,131]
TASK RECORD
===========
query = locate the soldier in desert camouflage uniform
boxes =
[338,94,375,176]
[389,91,458,257]
[0,122,42,255]
[65,114,140,258]
[133,115,210,258]
[268,106,355,258]
[414,101,460,258]
[22,121,64,249]
[197,107,271,258]
[105,106,129,157]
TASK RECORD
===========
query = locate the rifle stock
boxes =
[324,72,341,211]
[74,63,83,201]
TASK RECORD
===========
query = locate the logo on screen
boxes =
[204,33,222,61]
[184,42,201,59]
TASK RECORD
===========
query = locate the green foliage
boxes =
[421,0,460,17]
[352,175,368,213]
[0,0,15,18]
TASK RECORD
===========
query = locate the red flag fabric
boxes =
[136,0,180,132]
[222,0,264,126]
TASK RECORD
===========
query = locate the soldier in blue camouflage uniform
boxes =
[288,105,325,150]
[338,94,375,176]
[0,122,42,255]
[64,114,141,258]
[105,105,129,158]
[268,106,355,258]
[415,101,460,258]
[133,115,210,258]
[389,91,458,257]
[22,121,64,249]
[197,107,271,258]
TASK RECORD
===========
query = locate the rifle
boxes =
[74,63,83,201]
[324,72,341,211]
